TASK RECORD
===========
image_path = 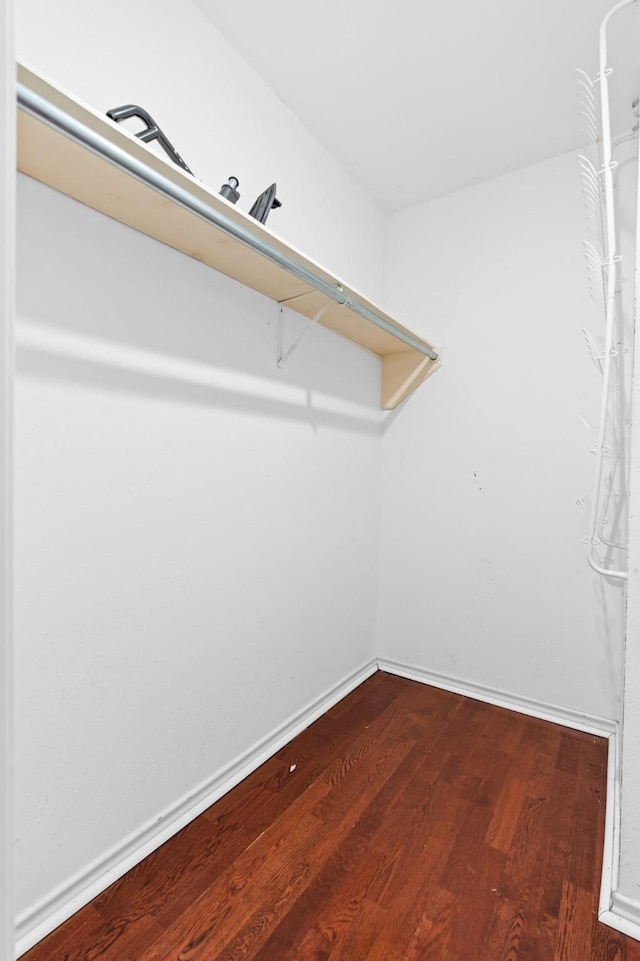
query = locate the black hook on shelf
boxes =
[106,104,194,176]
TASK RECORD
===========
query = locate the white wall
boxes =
[1,0,14,958]
[13,0,385,948]
[378,150,636,721]
[618,154,640,914]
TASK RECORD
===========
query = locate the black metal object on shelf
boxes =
[249,183,281,224]
[106,104,194,175]
[219,176,240,204]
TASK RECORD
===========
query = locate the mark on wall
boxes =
[574,494,590,544]
[473,471,482,491]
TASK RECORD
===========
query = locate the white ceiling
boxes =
[194,0,640,213]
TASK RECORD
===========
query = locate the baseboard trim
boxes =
[376,658,617,737]
[605,894,640,939]
[15,657,378,957]
[599,908,640,942]
[599,728,620,920]
[592,728,640,942]
[598,732,640,941]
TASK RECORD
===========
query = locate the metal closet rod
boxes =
[16,82,438,362]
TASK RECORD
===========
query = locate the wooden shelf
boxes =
[16,62,440,409]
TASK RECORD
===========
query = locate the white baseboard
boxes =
[599,728,620,920]
[15,658,377,958]
[605,894,640,940]
[598,727,640,941]
[376,658,617,736]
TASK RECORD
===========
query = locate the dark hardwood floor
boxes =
[21,671,640,960]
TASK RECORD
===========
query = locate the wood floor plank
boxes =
[591,915,630,961]
[573,733,608,893]
[136,695,418,959]
[19,905,107,961]
[403,890,458,961]
[87,676,412,953]
[481,794,558,960]
[20,672,640,961]
[228,717,422,960]
[136,777,332,961]
[554,881,595,960]
[325,898,388,961]
[362,780,476,960]
[247,743,425,960]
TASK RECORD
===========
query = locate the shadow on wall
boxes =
[17,340,381,437]
[593,573,626,715]
[16,176,382,435]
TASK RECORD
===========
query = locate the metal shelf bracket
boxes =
[277,297,332,368]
